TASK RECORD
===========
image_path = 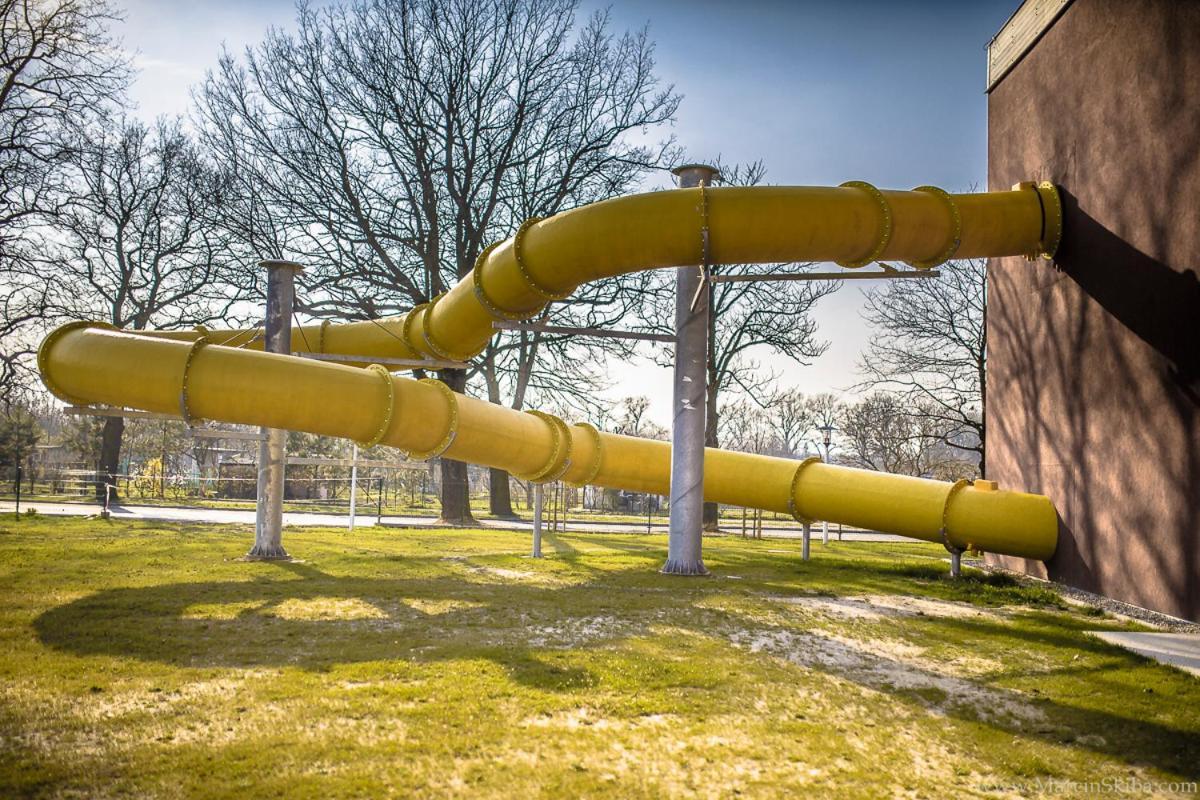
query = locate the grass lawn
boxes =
[0,515,1197,798]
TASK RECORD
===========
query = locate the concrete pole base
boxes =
[244,545,291,561]
[660,559,710,576]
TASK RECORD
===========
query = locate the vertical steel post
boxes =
[348,442,359,532]
[662,163,719,576]
[377,477,384,524]
[950,548,962,578]
[532,483,544,558]
[248,259,303,560]
[14,463,21,518]
[802,522,811,561]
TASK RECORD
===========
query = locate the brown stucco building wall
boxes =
[985,0,1200,620]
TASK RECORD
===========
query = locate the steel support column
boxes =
[532,483,544,558]
[662,164,719,576]
[248,259,303,560]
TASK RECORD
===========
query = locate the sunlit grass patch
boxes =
[269,597,389,621]
[182,601,264,620]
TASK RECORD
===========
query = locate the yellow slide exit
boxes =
[37,182,1062,561]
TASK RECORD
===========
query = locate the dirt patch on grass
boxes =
[521,706,674,731]
[771,593,1012,623]
[525,615,629,648]
[727,627,1045,728]
[772,596,896,622]
[401,597,486,616]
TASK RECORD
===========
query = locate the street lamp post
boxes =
[818,424,836,545]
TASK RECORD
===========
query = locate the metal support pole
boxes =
[377,477,384,524]
[949,547,963,579]
[14,463,20,519]
[532,483,544,558]
[348,442,359,533]
[662,163,719,576]
[802,522,811,561]
[822,520,829,545]
[249,259,303,560]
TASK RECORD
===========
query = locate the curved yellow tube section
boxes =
[139,182,1062,365]
[37,182,1062,561]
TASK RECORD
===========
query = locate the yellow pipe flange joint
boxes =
[1036,181,1062,260]
[514,410,573,483]
[37,321,116,406]
[421,292,477,363]
[317,319,332,354]
[697,184,711,264]
[472,241,543,322]
[407,378,459,461]
[938,478,972,550]
[419,293,455,360]
[401,301,428,354]
[178,336,211,426]
[355,364,396,449]
[1013,181,1063,261]
[836,181,892,269]
[786,455,823,524]
[905,185,961,269]
[512,217,572,302]
[566,422,604,487]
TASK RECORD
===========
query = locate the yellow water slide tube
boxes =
[38,182,1062,560]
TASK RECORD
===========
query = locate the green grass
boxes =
[0,516,1196,798]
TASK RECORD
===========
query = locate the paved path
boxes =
[0,499,909,542]
[1089,631,1200,677]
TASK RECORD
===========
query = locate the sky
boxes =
[116,0,1018,428]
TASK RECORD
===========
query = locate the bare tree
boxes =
[611,395,668,440]
[857,259,987,475]
[635,162,838,528]
[29,117,242,498]
[837,392,969,479]
[768,388,815,458]
[0,280,48,408]
[718,399,772,456]
[196,0,680,523]
[0,0,129,402]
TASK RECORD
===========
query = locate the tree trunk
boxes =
[702,375,721,531]
[488,467,517,518]
[481,349,517,518]
[97,416,124,501]
[437,368,476,525]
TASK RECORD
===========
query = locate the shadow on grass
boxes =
[30,554,1200,778]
